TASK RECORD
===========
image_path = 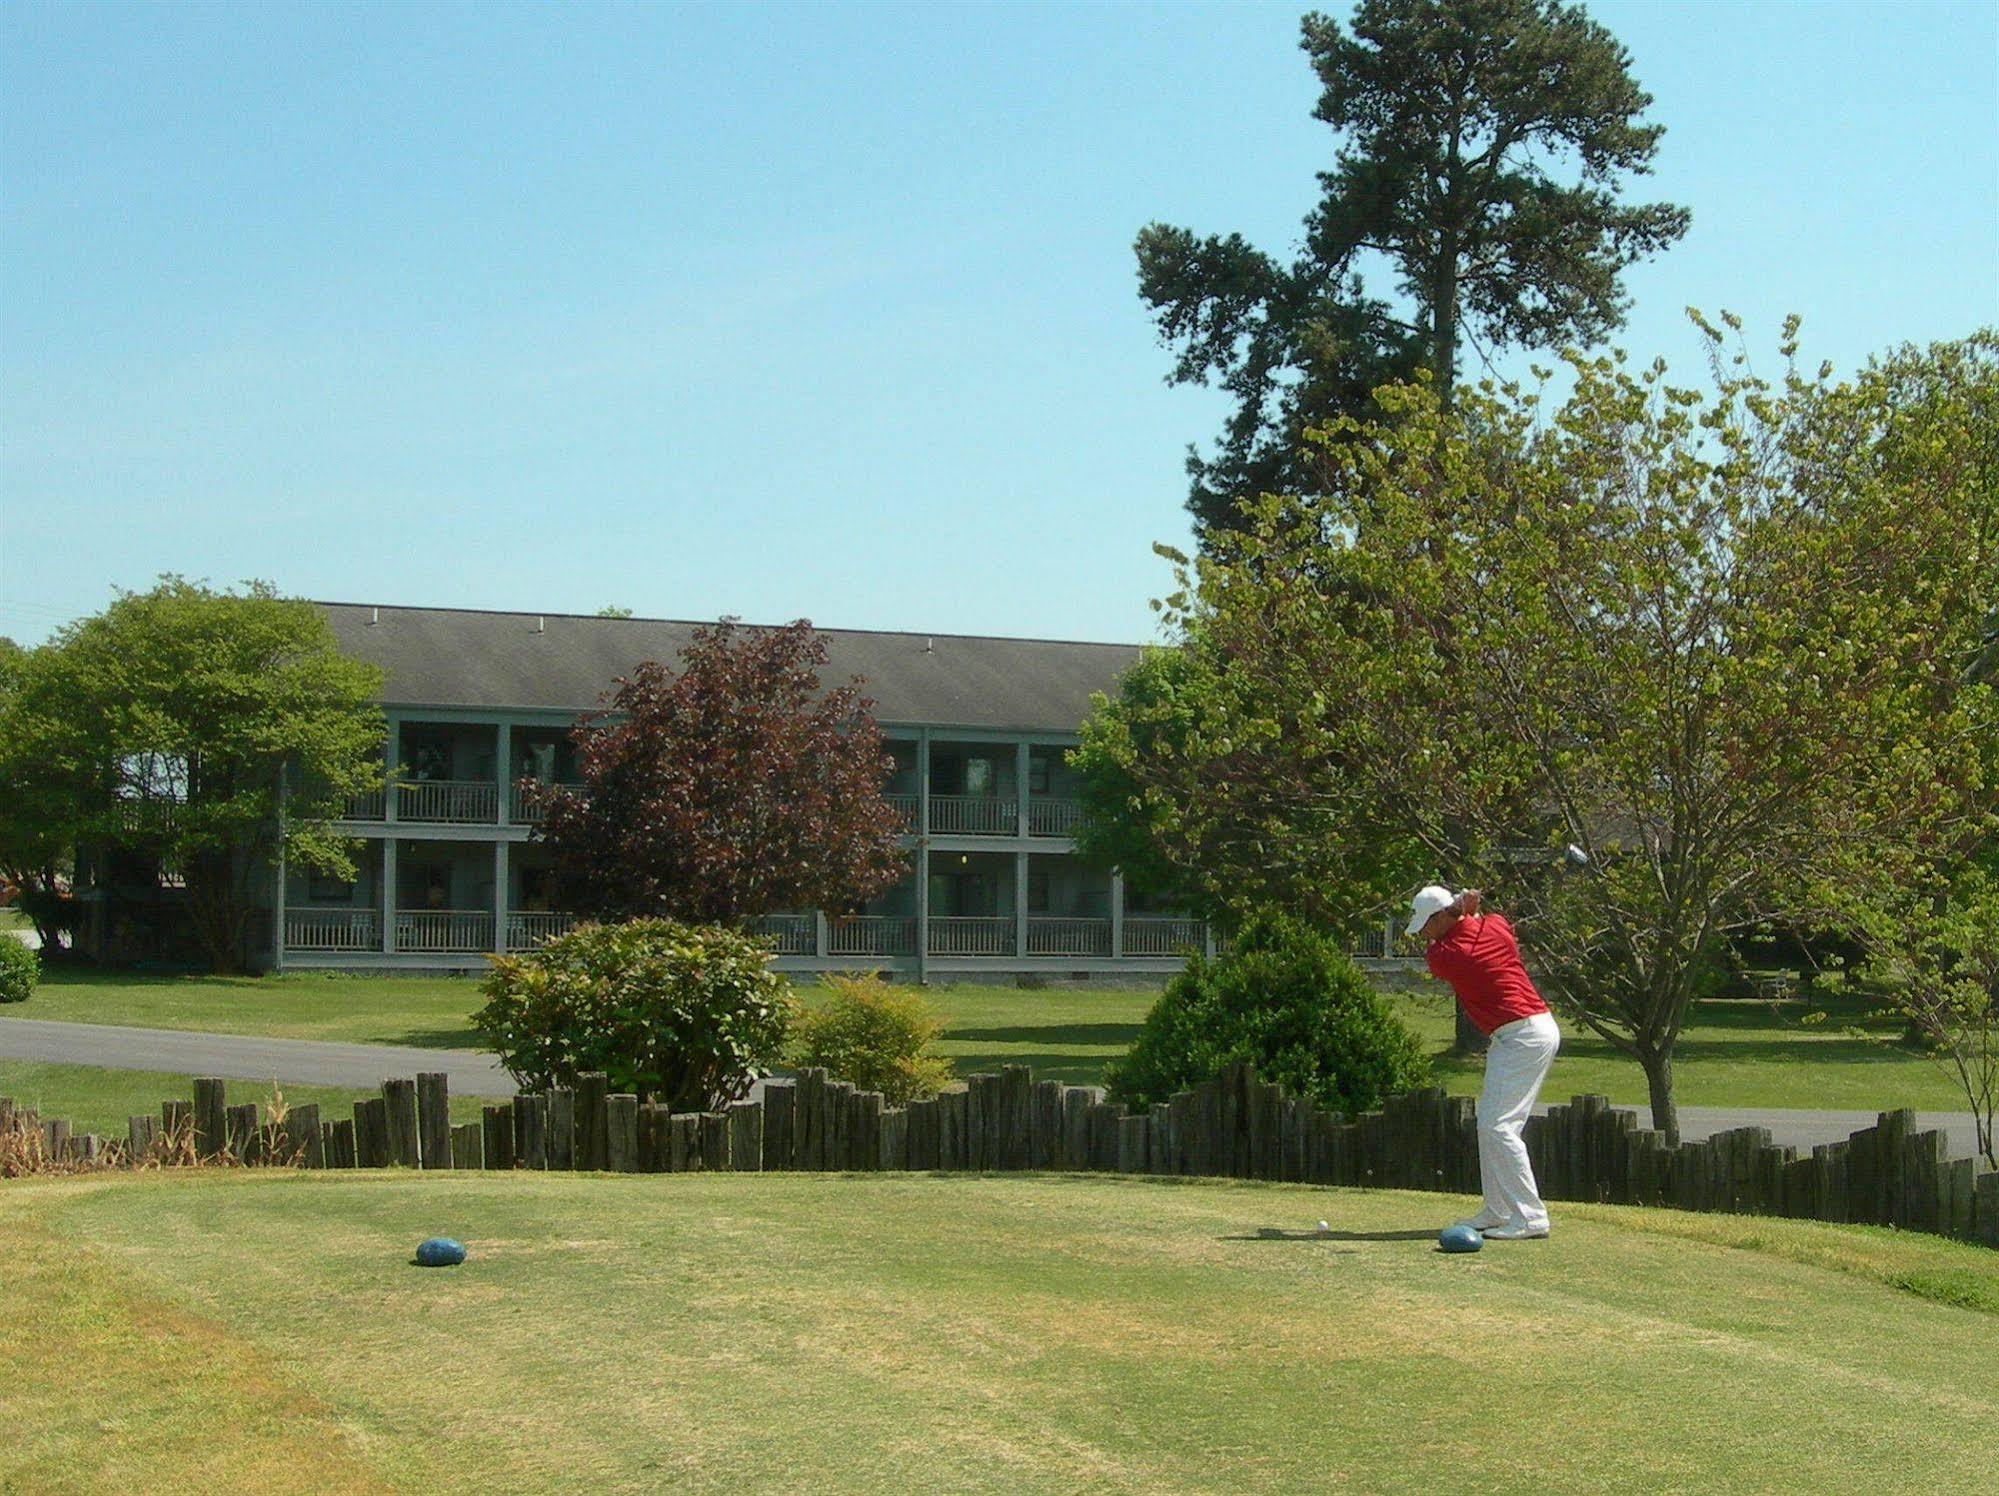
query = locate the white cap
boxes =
[1405,885,1456,938]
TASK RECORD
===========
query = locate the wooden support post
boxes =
[350,1097,382,1167]
[383,1078,420,1167]
[1976,1171,1999,1249]
[637,1104,668,1172]
[606,1095,639,1173]
[763,1080,795,1171]
[451,1120,483,1169]
[546,1086,576,1170]
[906,1096,939,1171]
[1117,1114,1149,1174]
[225,1103,259,1163]
[417,1072,450,1170]
[700,1111,730,1172]
[730,1101,763,1172]
[483,1103,515,1171]
[577,1073,609,1171]
[329,1117,357,1168]
[939,1087,967,1171]
[1062,1087,1092,1173]
[1943,1155,1975,1241]
[670,1113,699,1172]
[795,1068,824,1170]
[127,1114,157,1161]
[287,1104,324,1168]
[518,1092,549,1170]
[1030,1080,1062,1170]
[193,1077,227,1161]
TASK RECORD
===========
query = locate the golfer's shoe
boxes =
[1456,1211,1506,1232]
[1480,1223,1551,1241]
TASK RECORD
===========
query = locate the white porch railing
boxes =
[1027,798,1084,837]
[884,793,920,831]
[395,909,496,953]
[1122,917,1207,956]
[509,781,584,824]
[827,915,917,957]
[284,909,381,952]
[747,913,815,955]
[504,911,576,950]
[929,916,1015,956]
[928,795,1017,835]
[342,789,387,820]
[396,780,499,824]
[1026,917,1111,956]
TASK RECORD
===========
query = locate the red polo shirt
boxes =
[1424,913,1549,1036]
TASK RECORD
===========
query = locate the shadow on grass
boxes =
[946,1023,1143,1047]
[381,1027,489,1051]
[940,1051,1117,1085]
[1227,1227,1436,1243]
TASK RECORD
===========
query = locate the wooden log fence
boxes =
[4,1063,1995,1249]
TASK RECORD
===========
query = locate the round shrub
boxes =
[790,970,954,1103]
[0,936,37,1004]
[1105,910,1430,1115]
[475,918,791,1111]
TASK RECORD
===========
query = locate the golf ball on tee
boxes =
[1318,1220,1331,1232]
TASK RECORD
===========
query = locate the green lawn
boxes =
[4,965,1977,1117]
[3,1170,1994,1494]
[0,1061,487,1140]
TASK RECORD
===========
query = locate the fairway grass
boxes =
[4,1171,1995,1494]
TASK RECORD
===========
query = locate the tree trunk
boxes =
[1641,1047,1679,1147]
[1431,244,1458,410]
[1451,1004,1488,1056]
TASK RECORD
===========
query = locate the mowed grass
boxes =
[0,1060,488,1140]
[4,1170,1996,1495]
[5,966,1976,1114]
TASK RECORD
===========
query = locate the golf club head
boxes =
[1564,843,1589,868]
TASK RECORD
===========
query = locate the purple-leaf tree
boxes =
[538,619,908,925]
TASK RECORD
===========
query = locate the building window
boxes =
[1028,755,1050,794]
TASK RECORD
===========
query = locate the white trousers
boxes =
[1475,1012,1561,1232]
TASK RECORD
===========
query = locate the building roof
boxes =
[315,602,1146,732]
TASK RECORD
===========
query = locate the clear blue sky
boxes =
[4,0,1994,648]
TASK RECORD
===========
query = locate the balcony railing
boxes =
[1027,798,1084,838]
[504,911,576,951]
[394,909,495,953]
[828,915,917,957]
[928,795,1017,836]
[342,788,387,821]
[884,793,920,831]
[1122,917,1207,956]
[1026,916,1111,956]
[284,909,381,952]
[510,781,584,824]
[747,913,815,955]
[396,780,499,824]
[928,916,1015,956]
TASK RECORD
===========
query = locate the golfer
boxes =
[1407,885,1560,1240]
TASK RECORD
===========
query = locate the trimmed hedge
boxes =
[1106,910,1429,1115]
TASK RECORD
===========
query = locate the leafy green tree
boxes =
[0,642,80,955]
[1072,632,1425,943]
[1138,0,1688,535]
[1124,326,1998,1141]
[7,580,386,972]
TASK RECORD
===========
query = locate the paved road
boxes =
[0,1017,514,1096]
[0,1016,1983,1157]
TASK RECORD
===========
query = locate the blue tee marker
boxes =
[414,1237,467,1267]
[1437,1224,1483,1254]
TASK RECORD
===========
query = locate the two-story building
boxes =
[274,602,1212,979]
